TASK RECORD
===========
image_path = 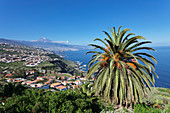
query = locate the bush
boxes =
[0,83,27,98]
[133,103,163,113]
[1,88,104,112]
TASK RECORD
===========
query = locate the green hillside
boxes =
[0,43,81,76]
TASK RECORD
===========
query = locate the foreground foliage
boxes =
[133,103,163,113]
[1,83,170,112]
[0,86,104,112]
[0,83,26,97]
[86,26,158,107]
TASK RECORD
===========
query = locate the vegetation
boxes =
[101,87,170,112]
[0,83,104,113]
[0,49,19,55]
[37,53,80,75]
[0,61,27,75]
[81,82,95,97]
[86,26,158,108]
[147,87,170,111]
[12,69,27,78]
[0,61,25,68]
[0,43,81,76]
[133,103,164,113]
[46,53,77,67]
[62,73,72,77]
[37,61,54,67]
[0,83,27,98]
[1,83,170,112]
[39,60,80,75]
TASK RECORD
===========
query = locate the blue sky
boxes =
[0,0,170,46]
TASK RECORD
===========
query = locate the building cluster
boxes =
[0,43,94,91]
[0,43,53,66]
[4,70,94,91]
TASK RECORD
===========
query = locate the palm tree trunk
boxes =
[127,85,132,107]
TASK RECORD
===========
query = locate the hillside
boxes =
[147,87,170,110]
[0,43,81,75]
[38,53,80,74]
[0,38,25,46]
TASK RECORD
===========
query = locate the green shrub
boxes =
[133,103,162,113]
[1,88,104,112]
[167,106,170,113]
[1,83,27,98]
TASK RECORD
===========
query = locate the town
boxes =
[0,43,94,92]
[4,71,94,91]
[0,43,53,66]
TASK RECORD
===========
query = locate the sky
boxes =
[0,0,170,46]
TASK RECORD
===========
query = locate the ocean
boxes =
[61,47,170,88]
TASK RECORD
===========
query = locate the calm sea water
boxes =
[61,47,170,88]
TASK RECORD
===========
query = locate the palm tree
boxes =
[86,26,158,108]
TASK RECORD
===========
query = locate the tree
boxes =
[2,82,26,97]
[13,69,26,78]
[86,26,158,108]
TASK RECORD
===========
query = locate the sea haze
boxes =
[61,47,170,88]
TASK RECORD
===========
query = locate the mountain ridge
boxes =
[0,38,90,52]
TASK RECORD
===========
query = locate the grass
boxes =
[37,61,54,67]
[133,103,163,113]
[60,59,77,67]
[102,87,170,113]
[0,50,20,55]
[0,61,26,70]
[63,73,72,77]
[157,88,170,94]
[46,73,57,76]
[9,61,25,66]
[147,87,170,112]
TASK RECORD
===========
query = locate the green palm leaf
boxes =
[86,26,158,108]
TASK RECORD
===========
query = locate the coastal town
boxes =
[0,43,93,92]
[0,43,53,66]
[4,71,94,91]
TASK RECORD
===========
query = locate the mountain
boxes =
[0,38,90,52]
[32,37,69,44]
[31,37,52,43]
[0,38,25,46]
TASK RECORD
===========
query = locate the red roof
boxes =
[75,80,79,82]
[56,86,66,90]
[63,81,73,84]
[5,73,12,77]
[27,81,34,84]
[15,80,22,82]
[51,83,62,87]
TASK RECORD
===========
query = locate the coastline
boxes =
[59,48,170,89]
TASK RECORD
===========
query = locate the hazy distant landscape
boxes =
[0,38,90,52]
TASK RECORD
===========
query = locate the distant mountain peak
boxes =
[31,37,51,43]
[36,37,52,42]
[31,37,69,44]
